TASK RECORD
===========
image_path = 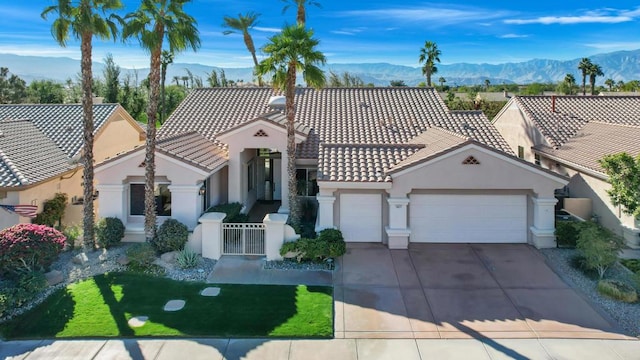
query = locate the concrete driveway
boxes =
[333,243,632,340]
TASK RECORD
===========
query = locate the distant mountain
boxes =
[1,50,639,87]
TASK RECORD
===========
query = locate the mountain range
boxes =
[1,49,639,87]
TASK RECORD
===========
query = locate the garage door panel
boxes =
[340,194,382,242]
[410,194,527,243]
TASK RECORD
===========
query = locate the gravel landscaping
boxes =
[541,248,640,337]
[264,259,333,271]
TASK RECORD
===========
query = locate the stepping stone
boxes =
[128,316,148,327]
[200,287,221,297]
[163,300,185,312]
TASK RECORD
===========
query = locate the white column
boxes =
[530,197,558,248]
[95,184,126,222]
[316,193,336,231]
[199,212,225,260]
[228,146,242,204]
[386,196,411,249]
[264,213,288,260]
[168,185,201,230]
[278,151,290,214]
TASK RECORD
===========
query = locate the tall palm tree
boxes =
[222,12,263,86]
[281,0,321,26]
[123,0,200,242]
[578,57,592,96]
[42,0,122,251]
[160,50,173,123]
[588,63,604,95]
[418,41,441,87]
[604,78,615,92]
[564,73,576,95]
[256,24,325,227]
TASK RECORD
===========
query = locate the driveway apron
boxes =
[334,243,632,340]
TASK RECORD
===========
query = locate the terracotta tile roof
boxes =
[0,104,119,157]
[159,87,513,182]
[513,96,640,148]
[156,132,227,172]
[217,110,310,138]
[390,128,471,174]
[0,118,72,187]
[533,122,640,175]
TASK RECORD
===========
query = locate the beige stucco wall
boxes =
[493,101,549,163]
[94,108,144,163]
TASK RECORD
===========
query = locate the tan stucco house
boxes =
[493,95,640,248]
[95,87,567,258]
[0,103,145,230]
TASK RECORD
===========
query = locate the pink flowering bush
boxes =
[0,223,66,276]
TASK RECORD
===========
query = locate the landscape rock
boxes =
[72,252,89,265]
[44,270,64,286]
[98,250,109,263]
[117,255,130,266]
[160,251,179,263]
[153,258,175,271]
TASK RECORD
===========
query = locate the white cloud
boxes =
[585,41,640,50]
[505,7,639,25]
[498,34,529,39]
[336,5,511,26]
[254,27,282,33]
[331,27,366,36]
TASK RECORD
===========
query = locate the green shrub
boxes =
[176,247,199,269]
[576,221,624,279]
[32,193,68,228]
[555,221,581,248]
[0,271,48,314]
[62,224,82,250]
[126,242,157,269]
[206,202,248,223]
[620,259,640,273]
[318,229,346,258]
[17,271,47,296]
[280,241,299,256]
[279,229,346,263]
[153,219,189,253]
[597,279,638,303]
[0,224,66,276]
[95,217,125,249]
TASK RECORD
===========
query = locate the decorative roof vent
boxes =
[462,156,480,165]
[254,129,268,137]
[268,96,286,109]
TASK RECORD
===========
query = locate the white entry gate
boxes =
[222,223,266,255]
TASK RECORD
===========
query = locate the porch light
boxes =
[199,186,206,196]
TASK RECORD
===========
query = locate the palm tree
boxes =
[281,0,321,26]
[123,0,200,242]
[160,50,173,123]
[438,76,446,90]
[42,0,122,251]
[222,12,263,86]
[588,63,604,95]
[484,79,490,91]
[604,78,615,91]
[578,57,593,96]
[564,73,576,95]
[418,41,441,87]
[256,24,325,227]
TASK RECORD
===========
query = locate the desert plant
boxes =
[576,222,624,279]
[95,217,125,249]
[176,247,199,269]
[620,259,640,273]
[597,279,638,303]
[0,224,66,276]
[126,242,157,269]
[32,193,68,228]
[153,219,189,253]
[62,224,83,250]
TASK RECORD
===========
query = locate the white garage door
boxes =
[410,194,527,243]
[340,194,382,242]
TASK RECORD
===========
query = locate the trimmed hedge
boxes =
[153,219,189,253]
[95,217,125,249]
[0,224,66,275]
[206,203,248,223]
[555,221,581,248]
[280,228,346,263]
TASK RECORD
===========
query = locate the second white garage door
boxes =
[409,194,527,243]
[340,194,382,242]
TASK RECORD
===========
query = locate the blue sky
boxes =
[1,1,640,68]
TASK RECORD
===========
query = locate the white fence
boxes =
[222,223,266,255]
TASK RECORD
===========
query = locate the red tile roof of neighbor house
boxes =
[158,87,514,182]
[534,122,640,175]
[512,95,640,149]
[0,104,121,188]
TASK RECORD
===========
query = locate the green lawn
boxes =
[0,272,333,339]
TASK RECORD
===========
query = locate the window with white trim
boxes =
[296,168,318,196]
[130,184,171,216]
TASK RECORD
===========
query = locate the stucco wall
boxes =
[493,101,548,163]
[94,110,143,163]
[0,191,21,229]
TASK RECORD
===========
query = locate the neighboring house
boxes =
[493,95,640,248]
[95,88,567,256]
[0,103,145,230]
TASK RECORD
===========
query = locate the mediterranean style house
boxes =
[95,87,567,258]
[0,103,145,230]
[493,95,640,248]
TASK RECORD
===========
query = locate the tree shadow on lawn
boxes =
[0,289,75,339]
[2,272,333,339]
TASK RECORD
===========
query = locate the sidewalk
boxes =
[2,338,640,359]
